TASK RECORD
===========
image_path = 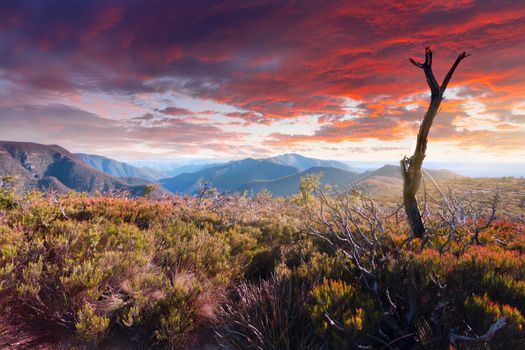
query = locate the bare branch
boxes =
[450,317,507,345]
[409,58,424,68]
[424,46,432,66]
[441,52,470,91]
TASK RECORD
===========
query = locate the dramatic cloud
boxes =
[0,0,523,161]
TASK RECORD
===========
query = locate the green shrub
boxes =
[76,303,110,343]
[0,175,17,210]
[308,278,379,348]
[152,284,200,347]
[463,293,525,348]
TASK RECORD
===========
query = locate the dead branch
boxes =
[449,317,507,345]
[401,47,469,238]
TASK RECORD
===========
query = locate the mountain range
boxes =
[237,164,462,197]
[159,158,299,194]
[0,141,169,197]
[156,154,462,197]
[0,141,465,198]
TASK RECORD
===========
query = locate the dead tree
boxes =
[401,47,469,238]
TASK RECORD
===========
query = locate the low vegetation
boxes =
[0,175,524,349]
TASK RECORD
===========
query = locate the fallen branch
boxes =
[449,317,507,345]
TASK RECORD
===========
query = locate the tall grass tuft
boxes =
[214,273,323,350]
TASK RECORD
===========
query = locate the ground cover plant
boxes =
[1,175,524,349]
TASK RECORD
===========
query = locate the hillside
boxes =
[357,164,464,197]
[0,141,168,197]
[239,166,360,197]
[76,153,167,181]
[160,158,299,194]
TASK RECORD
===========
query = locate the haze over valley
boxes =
[2,140,522,202]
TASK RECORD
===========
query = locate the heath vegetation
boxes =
[0,174,524,349]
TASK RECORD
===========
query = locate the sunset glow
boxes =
[0,0,524,161]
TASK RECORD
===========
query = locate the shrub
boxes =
[75,303,110,343]
[147,280,200,347]
[0,175,17,210]
[308,278,379,348]
[0,192,255,347]
[463,293,525,347]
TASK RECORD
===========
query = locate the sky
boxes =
[0,0,524,162]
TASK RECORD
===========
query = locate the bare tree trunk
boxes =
[401,47,469,238]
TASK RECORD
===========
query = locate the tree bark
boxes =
[402,47,469,238]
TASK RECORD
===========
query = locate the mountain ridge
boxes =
[159,158,299,194]
[0,141,169,197]
[76,153,167,181]
[0,142,466,198]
